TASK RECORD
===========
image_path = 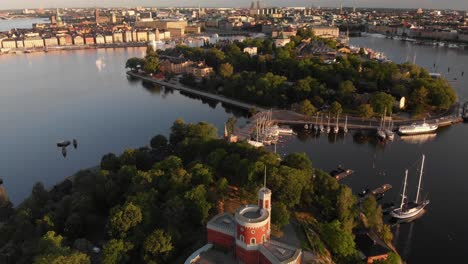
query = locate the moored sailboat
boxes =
[391,155,430,219]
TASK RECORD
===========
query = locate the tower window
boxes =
[251,230,255,234]
[240,235,244,242]
[251,238,256,245]
[262,235,266,243]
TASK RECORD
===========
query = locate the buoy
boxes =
[73,139,78,149]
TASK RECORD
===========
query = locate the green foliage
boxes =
[102,239,133,264]
[271,202,289,229]
[218,62,234,78]
[292,99,317,117]
[374,252,402,264]
[190,163,214,185]
[184,185,212,225]
[358,104,374,118]
[101,153,121,172]
[143,56,160,74]
[282,153,313,174]
[330,101,343,115]
[225,116,237,136]
[108,202,143,237]
[125,57,145,71]
[143,229,173,263]
[319,220,356,258]
[150,134,168,149]
[371,92,395,114]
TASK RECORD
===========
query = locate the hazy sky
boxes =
[2,0,468,11]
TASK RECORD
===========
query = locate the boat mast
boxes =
[400,170,409,211]
[415,154,425,203]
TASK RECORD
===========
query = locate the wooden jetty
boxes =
[371,184,392,196]
[330,167,354,181]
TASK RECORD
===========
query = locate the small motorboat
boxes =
[73,139,78,149]
[358,188,370,197]
[57,140,71,148]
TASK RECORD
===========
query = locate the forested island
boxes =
[0,120,400,264]
[127,29,457,118]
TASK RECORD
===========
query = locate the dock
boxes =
[329,167,354,181]
[371,184,392,196]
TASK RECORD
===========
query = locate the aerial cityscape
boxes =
[0,1,467,264]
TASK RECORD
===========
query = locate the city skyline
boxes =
[2,0,468,11]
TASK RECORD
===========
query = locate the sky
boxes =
[2,0,468,11]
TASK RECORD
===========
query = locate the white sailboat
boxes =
[314,113,319,133]
[319,114,324,133]
[326,115,331,134]
[385,114,395,141]
[377,110,386,140]
[391,155,430,219]
[333,113,339,134]
[343,115,348,133]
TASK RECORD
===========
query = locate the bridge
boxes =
[0,15,30,20]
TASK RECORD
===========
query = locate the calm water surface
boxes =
[1,19,467,263]
[0,18,48,32]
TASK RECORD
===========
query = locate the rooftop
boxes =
[260,240,302,263]
[206,213,235,235]
[235,205,269,224]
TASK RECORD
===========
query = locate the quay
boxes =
[127,71,266,111]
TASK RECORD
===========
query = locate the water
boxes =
[0,18,49,32]
[271,36,468,263]
[1,19,467,262]
[0,47,247,205]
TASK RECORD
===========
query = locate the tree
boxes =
[292,99,317,117]
[319,220,356,258]
[216,177,229,199]
[282,153,313,174]
[150,135,167,149]
[338,80,356,104]
[330,101,343,115]
[34,253,90,264]
[336,186,356,233]
[226,116,237,136]
[271,202,289,229]
[370,92,395,114]
[143,229,173,262]
[145,45,157,59]
[102,239,133,264]
[108,202,143,237]
[143,56,160,74]
[190,163,214,185]
[358,104,374,118]
[101,153,121,172]
[184,185,212,225]
[125,57,145,71]
[219,62,234,78]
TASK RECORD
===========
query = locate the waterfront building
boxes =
[244,46,258,56]
[44,36,59,47]
[148,31,156,41]
[189,62,214,78]
[95,34,105,44]
[23,37,44,49]
[73,35,85,46]
[1,39,17,49]
[185,25,201,34]
[84,36,95,45]
[136,31,148,42]
[16,39,24,49]
[186,185,302,264]
[311,26,340,39]
[104,34,114,44]
[168,28,185,38]
[124,30,133,43]
[113,32,124,43]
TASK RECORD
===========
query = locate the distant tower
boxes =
[340,3,343,14]
[250,1,255,9]
[111,12,117,24]
[56,8,63,26]
[95,8,99,24]
[155,28,160,41]
[256,0,262,10]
